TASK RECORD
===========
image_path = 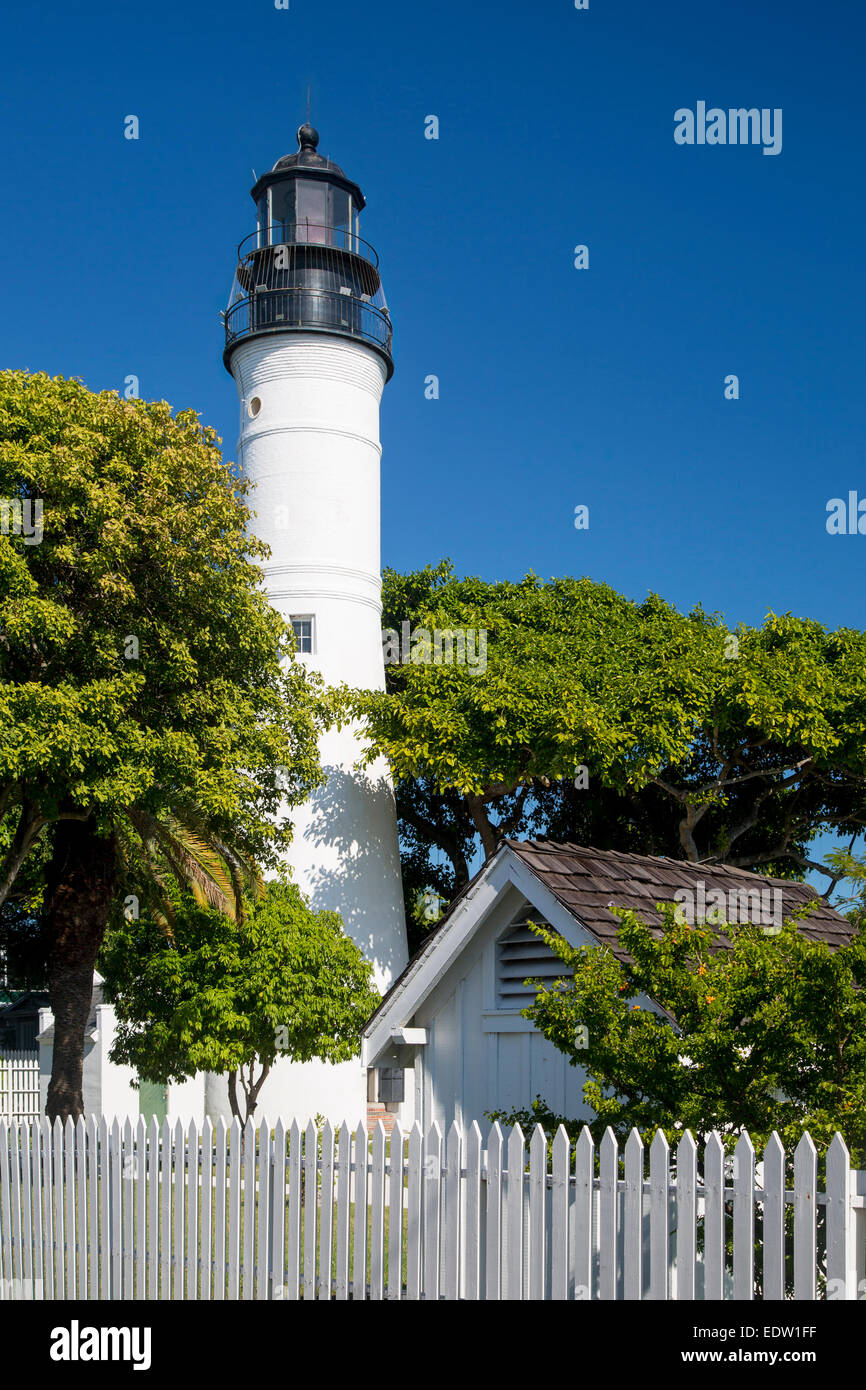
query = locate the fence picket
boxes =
[703,1132,725,1301]
[200,1119,213,1302]
[173,1119,185,1301]
[319,1121,335,1302]
[88,1116,99,1301]
[242,1119,256,1301]
[624,1129,644,1301]
[255,1119,269,1302]
[485,1122,503,1301]
[303,1120,318,1301]
[732,1131,755,1301]
[423,1123,442,1301]
[63,1112,78,1295]
[31,1119,44,1301]
[550,1126,570,1300]
[369,1121,386,1300]
[529,1126,547,1301]
[353,1121,368,1301]
[63,1118,76,1299]
[10,1122,24,1294]
[271,1119,286,1301]
[187,1120,200,1301]
[825,1132,851,1299]
[214,1118,227,1301]
[505,1125,525,1301]
[464,1121,483,1301]
[159,1119,171,1301]
[122,1117,133,1300]
[794,1132,817,1301]
[286,1120,301,1299]
[387,1122,405,1301]
[334,1121,351,1300]
[649,1130,670,1301]
[406,1122,422,1300]
[762,1132,785,1301]
[53,1116,65,1297]
[43,1118,57,1299]
[133,1118,145,1301]
[675,1131,697,1301]
[21,1121,35,1299]
[443,1120,461,1300]
[574,1127,594,1300]
[599,1128,619,1301]
[0,1121,9,1292]
[227,1120,241,1301]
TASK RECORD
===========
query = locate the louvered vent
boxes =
[497,921,569,1007]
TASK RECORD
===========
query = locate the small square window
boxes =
[377,1068,404,1104]
[290,617,314,654]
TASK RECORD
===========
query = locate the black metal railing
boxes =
[224,287,393,359]
[237,223,380,267]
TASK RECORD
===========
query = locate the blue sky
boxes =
[1,0,863,880]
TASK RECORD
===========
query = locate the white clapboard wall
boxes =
[0,1116,864,1300]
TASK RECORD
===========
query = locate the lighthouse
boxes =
[221,125,409,1121]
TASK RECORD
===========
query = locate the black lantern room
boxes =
[223,125,392,377]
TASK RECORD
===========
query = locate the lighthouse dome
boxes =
[271,125,351,182]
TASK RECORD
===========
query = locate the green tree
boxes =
[353,562,866,939]
[99,880,380,1124]
[822,842,866,931]
[501,906,866,1160]
[0,371,328,1119]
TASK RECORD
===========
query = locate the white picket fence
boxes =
[0,1053,40,1123]
[0,1116,864,1300]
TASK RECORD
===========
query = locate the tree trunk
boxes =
[43,818,118,1123]
[227,1067,242,1124]
[227,1060,271,1127]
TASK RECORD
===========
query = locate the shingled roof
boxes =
[506,839,854,960]
[363,840,857,1051]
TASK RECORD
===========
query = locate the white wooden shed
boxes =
[361,839,853,1135]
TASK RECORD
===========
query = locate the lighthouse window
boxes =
[331,188,350,248]
[247,396,262,418]
[256,196,269,245]
[290,617,315,654]
[296,179,328,243]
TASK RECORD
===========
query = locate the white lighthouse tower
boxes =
[220,124,408,1123]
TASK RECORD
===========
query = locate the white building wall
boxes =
[412,888,595,1134]
[225,330,408,1127]
[165,1072,206,1123]
[229,333,407,994]
[95,1005,140,1120]
[203,1056,365,1129]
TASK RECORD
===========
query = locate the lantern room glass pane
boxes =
[296,179,328,243]
[331,188,350,250]
[256,195,268,244]
[270,184,295,244]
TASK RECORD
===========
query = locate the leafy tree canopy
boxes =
[352,562,866,939]
[0,370,330,907]
[99,880,380,1124]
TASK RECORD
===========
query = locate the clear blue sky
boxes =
[1,0,864,878]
